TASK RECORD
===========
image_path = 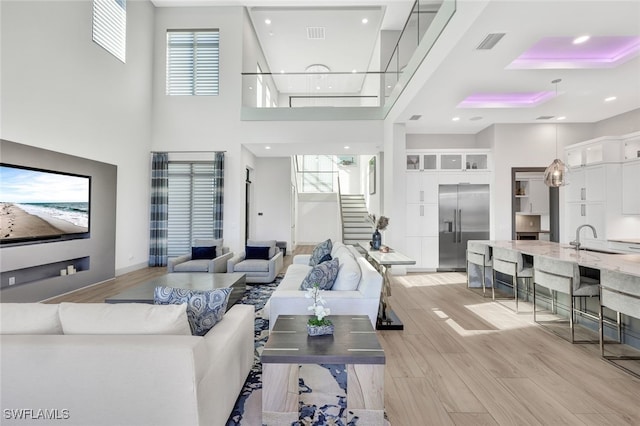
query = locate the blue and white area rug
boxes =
[225,277,372,426]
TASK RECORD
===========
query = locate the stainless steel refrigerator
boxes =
[439,184,490,271]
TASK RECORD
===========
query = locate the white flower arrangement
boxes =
[305,284,332,326]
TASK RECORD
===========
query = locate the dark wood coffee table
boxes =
[261,315,385,425]
[105,272,246,310]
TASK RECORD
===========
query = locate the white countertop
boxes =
[480,240,640,277]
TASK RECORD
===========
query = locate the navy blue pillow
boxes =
[319,253,333,264]
[246,245,270,260]
[192,246,216,260]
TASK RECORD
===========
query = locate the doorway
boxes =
[511,167,559,242]
[245,168,252,243]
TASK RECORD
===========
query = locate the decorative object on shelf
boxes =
[369,215,390,250]
[305,284,333,336]
[544,78,567,187]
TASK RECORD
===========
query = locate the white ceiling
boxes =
[151,0,640,138]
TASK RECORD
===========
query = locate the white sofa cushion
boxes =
[0,303,62,335]
[59,303,191,335]
[332,246,362,291]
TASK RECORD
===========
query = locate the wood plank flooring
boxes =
[43,247,640,425]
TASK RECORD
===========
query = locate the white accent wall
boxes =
[0,0,155,275]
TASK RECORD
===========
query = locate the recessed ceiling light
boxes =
[328,85,332,89]
[344,146,350,149]
[362,18,368,24]
[265,146,271,150]
[352,69,357,73]
[265,19,271,25]
[573,35,590,44]
[269,32,274,36]
[316,86,321,90]
[452,117,460,121]
[557,116,567,120]
[280,70,284,73]
[249,86,253,90]
[605,96,617,102]
[387,85,392,88]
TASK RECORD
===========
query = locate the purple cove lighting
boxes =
[457,91,555,108]
[508,36,640,69]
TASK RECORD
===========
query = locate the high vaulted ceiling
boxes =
[151,0,640,136]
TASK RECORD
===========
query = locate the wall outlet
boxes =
[8,277,16,285]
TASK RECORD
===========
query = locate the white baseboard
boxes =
[116,261,149,276]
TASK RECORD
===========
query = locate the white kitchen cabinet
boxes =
[405,204,438,237]
[517,177,549,214]
[406,150,491,172]
[405,236,439,269]
[622,161,640,215]
[406,173,438,204]
[566,165,605,203]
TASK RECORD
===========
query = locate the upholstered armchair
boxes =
[167,239,233,273]
[227,239,283,284]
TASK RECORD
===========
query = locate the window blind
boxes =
[92,0,126,62]
[167,163,219,256]
[166,30,220,96]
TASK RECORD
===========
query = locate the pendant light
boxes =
[544,78,566,187]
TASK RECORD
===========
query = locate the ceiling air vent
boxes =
[409,115,422,121]
[476,33,505,50]
[536,115,555,120]
[307,27,325,40]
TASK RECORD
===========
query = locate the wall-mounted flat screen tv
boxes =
[0,164,91,246]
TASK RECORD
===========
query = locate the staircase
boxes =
[340,194,374,248]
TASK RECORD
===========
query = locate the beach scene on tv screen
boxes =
[0,165,90,242]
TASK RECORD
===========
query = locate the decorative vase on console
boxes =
[370,215,389,250]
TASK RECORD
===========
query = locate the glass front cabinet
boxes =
[405,150,491,172]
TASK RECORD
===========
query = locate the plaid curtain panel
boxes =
[149,152,169,266]
[212,152,224,239]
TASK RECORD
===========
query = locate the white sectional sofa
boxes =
[0,302,254,426]
[264,242,383,330]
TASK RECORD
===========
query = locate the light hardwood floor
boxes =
[45,247,640,425]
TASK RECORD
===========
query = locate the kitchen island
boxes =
[477,240,640,277]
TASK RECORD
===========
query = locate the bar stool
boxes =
[466,241,492,296]
[600,269,639,377]
[533,255,600,343]
[491,246,533,313]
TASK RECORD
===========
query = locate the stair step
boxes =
[343,223,372,228]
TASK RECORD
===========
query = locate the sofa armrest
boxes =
[227,252,246,273]
[209,250,233,273]
[270,251,284,276]
[293,254,311,265]
[167,254,192,272]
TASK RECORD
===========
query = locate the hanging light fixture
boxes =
[544,78,566,187]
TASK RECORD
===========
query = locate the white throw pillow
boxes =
[0,303,62,335]
[59,303,191,335]
[332,249,362,291]
[331,241,345,256]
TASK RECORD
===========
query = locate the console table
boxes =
[358,243,415,330]
[261,315,385,425]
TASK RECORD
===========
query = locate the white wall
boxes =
[406,133,479,150]
[0,0,155,274]
[151,6,248,255]
[338,160,362,195]
[296,193,341,244]
[491,123,595,240]
[252,157,292,250]
[594,108,640,137]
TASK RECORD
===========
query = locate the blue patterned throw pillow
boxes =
[300,258,340,290]
[309,239,332,266]
[154,286,232,336]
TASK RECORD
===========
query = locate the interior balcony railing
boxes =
[241,0,456,121]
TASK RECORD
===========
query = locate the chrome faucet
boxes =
[570,224,597,251]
